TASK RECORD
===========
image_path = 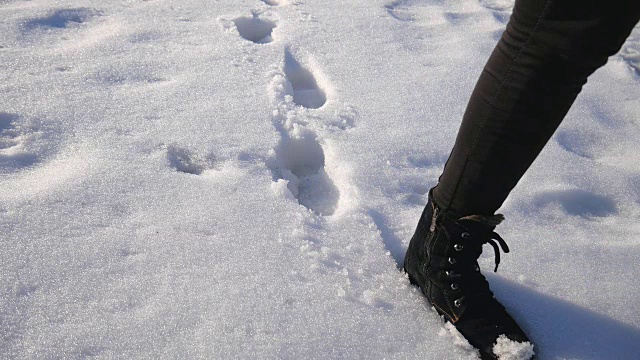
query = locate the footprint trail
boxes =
[268,50,339,216]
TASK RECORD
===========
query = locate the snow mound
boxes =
[493,335,535,360]
[438,321,479,357]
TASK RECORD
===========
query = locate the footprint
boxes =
[23,8,99,31]
[284,49,327,109]
[234,15,277,44]
[532,189,618,218]
[385,0,447,24]
[269,128,339,215]
[406,152,448,168]
[555,129,601,159]
[385,0,415,22]
[262,0,285,6]
[443,11,476,25]
[0,113,50,173]
[166,145,218,175]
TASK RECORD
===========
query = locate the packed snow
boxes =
[1,0,639,359]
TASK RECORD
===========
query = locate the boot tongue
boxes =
[458,214,505,228]
[457,214,510,273]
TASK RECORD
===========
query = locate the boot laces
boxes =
[485,231,510,272]
[451,214,510,305]
[458,214,510,272]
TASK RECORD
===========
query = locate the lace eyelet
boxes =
[445,270,455,277]
[451,283,459,291]
[448,257,456,265]
[454,299,462,307]
[454,244,463,252]
[461,232,471,239]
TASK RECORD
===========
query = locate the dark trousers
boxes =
[432,0,640,216]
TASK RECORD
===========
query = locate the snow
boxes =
[440,322,480,357]
[493,335,534,360]
[1,0,639,359]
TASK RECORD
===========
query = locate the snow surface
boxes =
[1,0,640,359]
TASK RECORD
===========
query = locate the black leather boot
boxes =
[404,191,534,359]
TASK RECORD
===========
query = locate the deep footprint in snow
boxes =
[23,8,99,31]
[166,145,218,175]
[269,129,339,216]
[234,15,276,44]
[284,49,327,109]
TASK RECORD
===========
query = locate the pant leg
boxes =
[432,0,640,216]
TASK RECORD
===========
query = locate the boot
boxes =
[404,191,534,359]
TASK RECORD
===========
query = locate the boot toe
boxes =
[454,301,532,359]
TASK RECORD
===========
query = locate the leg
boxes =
[433,0,640,216]
[405,1,640,358]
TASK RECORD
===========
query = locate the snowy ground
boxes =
[1,0,639,359]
